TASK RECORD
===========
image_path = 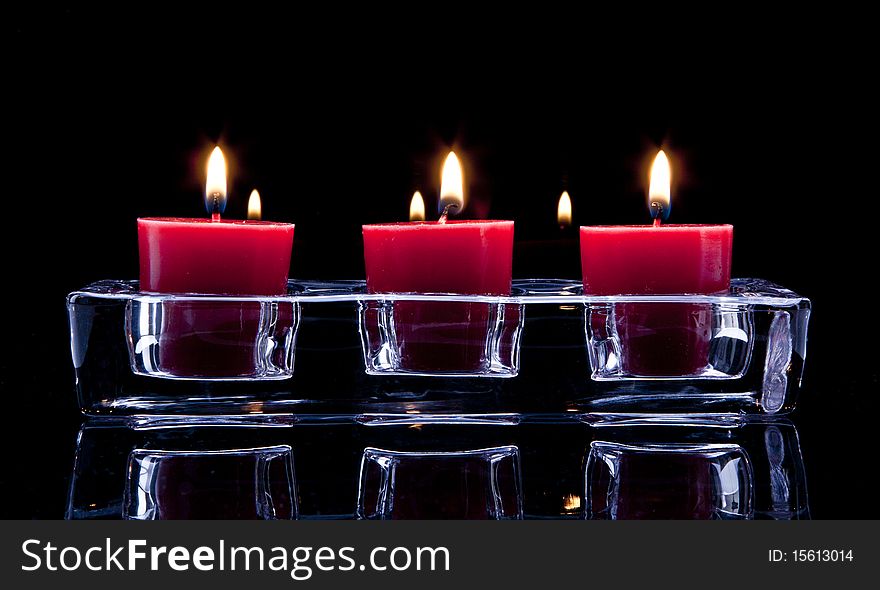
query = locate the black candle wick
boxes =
[210,192,223,221]
[438,202,460,224]
[650,201,669,222]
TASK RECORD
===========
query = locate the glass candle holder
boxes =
[359,298,523,377]
[67,279,809,419]
[128,297,299,380]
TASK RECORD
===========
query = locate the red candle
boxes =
[138,217,294,296]
[580,224,732,296]
[135,148,295,378]
[362,152,514,373]
[363,219,514,296]
[579,151,733,376]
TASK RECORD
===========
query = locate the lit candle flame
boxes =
[247,189,262,220]
[205,146,228,216]
[557,190,572,227]
[649,149,671,222]
[439,151,464,216]
[409,190,426,221]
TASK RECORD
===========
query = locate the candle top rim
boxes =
[138,217,294,228]
[363,220,513,229]
[580,223,732,231]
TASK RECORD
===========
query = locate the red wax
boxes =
[580,224,733,376]
[363,220,514,372]
[580,224,732,295]
[363,220,514,295]
[138,217,294,295]
[137,217,295,378]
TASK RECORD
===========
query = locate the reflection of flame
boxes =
[557,190,572,227]
[409,190,426,221]
[439,151,464,214]
[205,146,227,215]
[562,494,581,511]
[649,149,671,219]
[247,189,262,220]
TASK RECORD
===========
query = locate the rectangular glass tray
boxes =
[67,278,810,422]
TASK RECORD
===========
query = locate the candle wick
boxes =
[650,201,665,226]
[210,193,222,222]
[438,203,459,224]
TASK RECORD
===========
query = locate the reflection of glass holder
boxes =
[124,446,297,520]
[583,421,809,520]
[67,420,807,520]
[586,442,753,519]
[67,279,809,420]
[357,446,523,519]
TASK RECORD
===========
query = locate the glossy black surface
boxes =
[2,9,875,518]
[65,420,806,520]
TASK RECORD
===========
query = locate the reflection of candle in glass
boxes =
[362,151,514,372]
[558,190,572,229]
[247,189,262,220]
[562,493,581,513]
[580,149,733,376]
[409,190,426,221]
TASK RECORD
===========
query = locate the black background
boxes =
[2,8,876,518]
